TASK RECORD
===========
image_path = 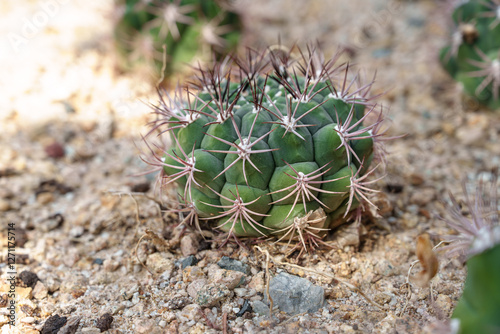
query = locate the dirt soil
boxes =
[1,0,500,333]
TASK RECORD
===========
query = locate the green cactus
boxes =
[144,46,389,251]
[115,0,241,80]
[440,172,500,333]
[440,0,500,109]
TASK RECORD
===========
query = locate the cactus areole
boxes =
[145,46,388,248]
[440,0,500,109]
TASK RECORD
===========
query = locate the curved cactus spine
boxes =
[147,85,209,137]
[143,0,195,41]
[159,133,202,198]
[273,208,332,255]
[268,161,347,220]
[333,104,382,166]
[467,47,500,100]
[143,44,392,249]
[205,185,272,238]
[204,115,277,186]
[478,0,500,29]
[438,171,500,333]
[345,164,383,217]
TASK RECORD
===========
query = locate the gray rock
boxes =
[217,256,250,274]
[267,272,324,315]
[251,300,270,316]
[179,255,198,269]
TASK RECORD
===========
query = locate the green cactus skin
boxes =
[451,244,500,334]
[144,46,388,249]
[115,0,241,79]
[440,0,500,109]
[440,172,500,333]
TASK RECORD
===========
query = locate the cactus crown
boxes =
[144,45,389,250]
[441,0,500,108]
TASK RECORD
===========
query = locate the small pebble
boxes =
[146,253,174,276]
[59,316,82,334]
[164,296,189,310]
[210,269,245,289]
[179,255,198,269]
[217,256,250,274]
[93,258,104,265]
[177,304,201,323]
[44,141,65,158]
[182,266,205,283]
[21,317,35,324]
[248,272,265,293]
[187,279,207,299]
[180,234,199,257]
[96,313,113,332]
[103,259,120,272]
[19,271,39,288]
[41,314,67,334]
[69,226,85,238]
[375,259,398,277]
[250,300,269,316]
[37,192,55,205]
[236,300,252,317]
[32,281,48,300]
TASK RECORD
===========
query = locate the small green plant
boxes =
[115,0,241,80]
[439,171,500,333]
[143,45,391,252]
[440,0,500,109]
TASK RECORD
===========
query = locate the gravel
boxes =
[1,0,499,333]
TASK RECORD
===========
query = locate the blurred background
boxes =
[0,0,452,129]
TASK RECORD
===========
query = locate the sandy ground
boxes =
[1,0,500,333]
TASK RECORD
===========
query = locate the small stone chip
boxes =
[217,256,250,274]
[41,314,67,334]
[19,270,39,288]
[96,313,113,332]
[59,316,82,334]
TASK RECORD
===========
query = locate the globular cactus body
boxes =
[441,172,500,333]
[440,0,500,109]
[146,47,386,249]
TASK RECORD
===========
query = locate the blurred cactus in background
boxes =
[440,171,500,333]
[440,0,500,109]
[114,0,241,81]
[143,45,392,253]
